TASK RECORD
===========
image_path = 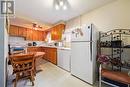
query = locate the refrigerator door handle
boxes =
[90,24,92,61]
[90,42,92,61]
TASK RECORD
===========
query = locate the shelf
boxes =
[101,47,130,48]
[99,29,130,71]
[121,65,130,69]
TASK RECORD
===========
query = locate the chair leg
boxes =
[30,71,35,86]
[34,60,36,76]
[14,73,19,87]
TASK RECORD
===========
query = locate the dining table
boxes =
[9,52,45,75]
[32,52,45,74]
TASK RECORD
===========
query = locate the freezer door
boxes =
[71,42,93,84]
[71,25,92,42]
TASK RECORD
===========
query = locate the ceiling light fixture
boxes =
[59,1,64,6]
[32,23,42,30]
[63,5,67,10]
[55,4,60,10]
[54,0,68,10]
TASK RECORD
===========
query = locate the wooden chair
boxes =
[10,53,35,87]
[12,50,26,55]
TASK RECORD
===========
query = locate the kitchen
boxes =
[3,0,130,87]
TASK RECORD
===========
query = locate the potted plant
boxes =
[97,55,111,81]
[97,54,110,69]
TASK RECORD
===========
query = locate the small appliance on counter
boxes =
[28,43,32,46]
[33,42,37,46]
[54,42,63,47]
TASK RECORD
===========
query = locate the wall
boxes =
[66,0,130,32]
[0,18,7,87]
[9,36,46,47]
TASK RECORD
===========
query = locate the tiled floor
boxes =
[7,59,108,87]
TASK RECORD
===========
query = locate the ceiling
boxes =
[10,17,51,30]
[15,0,115,24]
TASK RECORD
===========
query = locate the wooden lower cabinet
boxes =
[27,47,43,52]
[43,47,57,65]
[50,51,57,64]
[27,47,57,65]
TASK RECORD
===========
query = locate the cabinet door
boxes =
[50,48,57,65]
[43,47,49,61]
[18,27,27,37]
[43,31,47,41]
[22,28,27,37]
[51,51,57,65]
[26,29,33,40]
[51,24,65,41]
[33,30,44,41]
[51,27,55,40]
[38,31,42,41]
[32,30,38,41]
[57,24,65,40]
[41,31,46,41]
[44,48,48,60]
[9,25,19,36]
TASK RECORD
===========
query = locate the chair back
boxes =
[10,53,35,72]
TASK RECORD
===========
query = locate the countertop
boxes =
[27,46,71,50]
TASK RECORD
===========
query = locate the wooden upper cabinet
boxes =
[34,30,44,41]
[18,26,27,37]
[37,31,42,41]
[9,25,48,41]
[32,30,38,41]
[51,27,55,40]
[9,25,27,37]
[9,25,19,36]
[26,29,46,41]
[43,31,47,41]
[51,24,65,41]
[26,29,39,41]
[26,29,33,40]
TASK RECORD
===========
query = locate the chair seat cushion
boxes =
[101,69,130,84]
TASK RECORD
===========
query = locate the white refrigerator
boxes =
[71,24,97,85]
